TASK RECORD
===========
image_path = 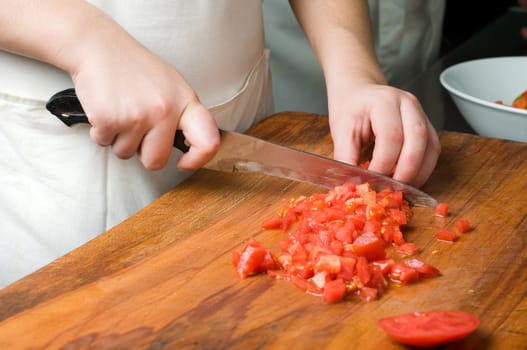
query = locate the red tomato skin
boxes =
[371,259,395,276]
[356,256,371,285]
[377,310,480,347]
[390,262,420,284]
[323,279,347,303]
[436,229,458,242]
[358,286,378,302]
[352,232,386,262]
[261,216,283,230]
[455,219,471,233]
[338,256,357,280]
[434,202,449,217]
[315,254,341,274]
[394,242,419,256]
[403,259,440,279]
[235,243,268,279]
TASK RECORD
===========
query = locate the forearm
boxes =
[0,0,136,77]
[288,0,386,88]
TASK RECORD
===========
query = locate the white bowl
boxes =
[440,57,527,142]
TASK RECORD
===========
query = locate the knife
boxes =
[46,88,437,207]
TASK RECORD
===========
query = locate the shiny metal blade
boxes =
[204,130,437,207]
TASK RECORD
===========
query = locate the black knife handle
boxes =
[46,88,190,153]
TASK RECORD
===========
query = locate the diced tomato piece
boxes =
[259,251,278,271]
[267,269,289,280]
[362,220,381,234]
[366,265,388,292]
[315,254,341,274]
[403,259,440,279]
[359,286,378,302]
[390,262,420,284]
[289,262,314,279]
[323,279,347,303]
[281,208,298,230]
[395,242,419,256]
[356,256,371,285]
[338,256,357,280]
[387,208,407,225]
[436,229,458,242]
[371,259,395,276]
[352,232,386,262]
[261,216,283,230]
[434,202,449,217]
[455,219,471,233]
[233,239,271,279]
[380,190,404,209]
[311,270,331,289]
[367,204,385,220]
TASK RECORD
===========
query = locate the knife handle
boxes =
[46,88,190,153]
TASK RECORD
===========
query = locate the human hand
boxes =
[327,82,441,188]
[70,27,219,171]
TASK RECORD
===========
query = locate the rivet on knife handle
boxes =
[46,88,189,152]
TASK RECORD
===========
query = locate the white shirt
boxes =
[0,0,272,287]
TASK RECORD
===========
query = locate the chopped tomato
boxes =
[315,254,341,274]
[403,258,440,278]
[394,242,418,256]
[377,310,480,347]
[389,261,420,284]
[358,286,378,302]
[436,229,458,242]
[261,216,283,230]
[234,182,440,303]
[434,202,449,217]
[352,232,386,261]
[232,238,277,278]
[322,278,347,303]
[371,259,395,276]
[455,219,471,233]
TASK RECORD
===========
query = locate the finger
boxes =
[367,104,404,176]
[176,102,220,170]
[330,116,369,166]
[391,99,433,185]
[89,124,117,147]
[137,119,176,170]
[111,127,145,159]
[408,121,441,187]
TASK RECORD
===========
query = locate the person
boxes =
[263,0,445,117]
[0,0,440,287]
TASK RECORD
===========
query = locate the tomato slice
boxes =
[377,310,480,347]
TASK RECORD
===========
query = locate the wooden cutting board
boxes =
[0,112,526,349]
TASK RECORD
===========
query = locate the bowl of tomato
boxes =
[440,56,527,142]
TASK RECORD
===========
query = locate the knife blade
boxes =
[46,88,437,207]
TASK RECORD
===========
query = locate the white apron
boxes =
[0,0,272,287]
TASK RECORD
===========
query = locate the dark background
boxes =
[441,1,520,54]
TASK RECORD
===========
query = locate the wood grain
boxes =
[0,112,526,350]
